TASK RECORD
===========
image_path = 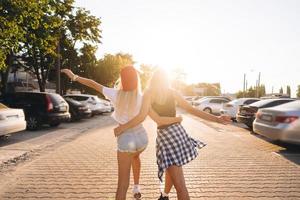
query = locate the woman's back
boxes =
[151,89,176,118]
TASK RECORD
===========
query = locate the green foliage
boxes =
[0,0,102,93]
[236,84,266,98]
[279,87,283,94]
[139,64,156,89]
[287,85,291,97]
[195,83,221,96]
[92,53,134,89]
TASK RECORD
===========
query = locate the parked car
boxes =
[192,96,231,105]
[184,96,196,104]
[64,94,110,115]
[3,92,70,130]
[236,98,295,128]
[98,98,114,113]
[220,98,260,120]
[194,97,230,114]
[0,103,26,136]
[253,100,300,144]
[64,97,92,121]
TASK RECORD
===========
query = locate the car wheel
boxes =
[27,116,41,130]
[70,111,80,121]
[49,122,60,127]
[203,107,212,114]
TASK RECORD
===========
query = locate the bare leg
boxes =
[167,165,190,200]
[115,151,132,200]
[132,151,142,185]
[164,170,173,194]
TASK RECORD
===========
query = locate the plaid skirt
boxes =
[156,123,206,182]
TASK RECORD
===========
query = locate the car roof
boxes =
[64,94,96,97]
[262,100,300,111]
[248,98,294,107]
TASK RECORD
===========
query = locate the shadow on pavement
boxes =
[248,131,300,165]
[0,120,86,147]
[276,142,300,165]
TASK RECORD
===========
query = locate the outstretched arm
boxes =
[173,90,231,124]
[61,69,104,93]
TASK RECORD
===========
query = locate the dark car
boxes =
[64,97,92,121]
[236,98,295,128]
[3,92,70,130]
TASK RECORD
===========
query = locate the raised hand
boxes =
[61,69,75,80]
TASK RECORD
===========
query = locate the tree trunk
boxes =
[0,53,13,95]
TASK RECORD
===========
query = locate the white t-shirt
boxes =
[102,87,142,124]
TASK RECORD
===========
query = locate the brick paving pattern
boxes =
[0,114,299,200]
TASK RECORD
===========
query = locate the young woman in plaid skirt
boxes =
[114,69,231,200]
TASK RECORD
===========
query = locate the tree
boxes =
[139,64,156,89]
[0,0,43,94]
[171,67,187,91]
[258,84,266,97]
[93,53,134,88]
[287,85,291,97]
[279,87,283,94]
[297,85,300,98]
[195,83,221,96]
[0,0,102,93]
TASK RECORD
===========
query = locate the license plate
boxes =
[261,114,273,122]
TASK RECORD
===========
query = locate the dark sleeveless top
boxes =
[151,90,176,128]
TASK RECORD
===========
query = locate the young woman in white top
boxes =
[61,66,182,200]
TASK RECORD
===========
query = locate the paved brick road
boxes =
[0,114,299,200]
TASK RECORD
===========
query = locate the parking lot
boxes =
[0,111,299,199]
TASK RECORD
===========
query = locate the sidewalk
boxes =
[0,114,299,199]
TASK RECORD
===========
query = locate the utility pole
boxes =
[56,40,61,95]
[243,73,246,97]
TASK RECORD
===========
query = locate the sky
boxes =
[75,0,300,97]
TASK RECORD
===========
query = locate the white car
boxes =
[64,94,109,115]
[98,98,114,113]
[0,103,26,136]
[220,98,260,119]
[194,97,230,114]
[253,100,300,144]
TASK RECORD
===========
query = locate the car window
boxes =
[244,99,259,105]
[68,96,89,101]
[273,100,300,109]
[249,99,277,107]
[49,94,65,105]
[12,93,26,104]
[264,100,294,108]
[209,99,223,104]
[25,93,45,103]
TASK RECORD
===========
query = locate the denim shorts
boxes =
[117,125,148,153]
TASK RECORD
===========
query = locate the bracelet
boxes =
[72,75,79,81]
